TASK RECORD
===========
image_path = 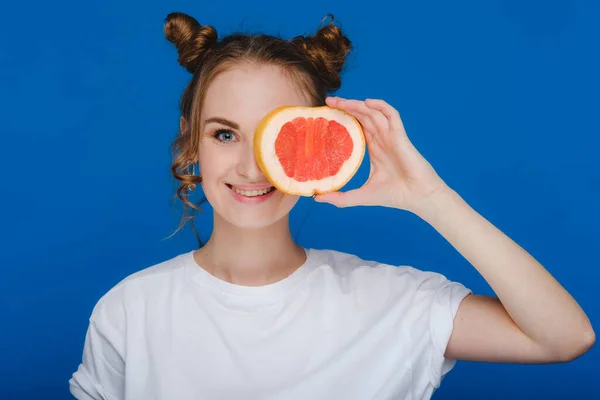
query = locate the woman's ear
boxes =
[181,116,199,164]
[180,116,187,135]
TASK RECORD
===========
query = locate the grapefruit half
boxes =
[254,106,366,196]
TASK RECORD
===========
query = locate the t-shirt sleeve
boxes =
[426,275,471,387]
[69,290,127,399]
[405,267,472,388]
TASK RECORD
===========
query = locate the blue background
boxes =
[1,0,598,398]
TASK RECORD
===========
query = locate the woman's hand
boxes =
[314,97,449,212]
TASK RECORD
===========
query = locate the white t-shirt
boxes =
[70,248,471,400]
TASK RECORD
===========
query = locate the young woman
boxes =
[70,11,595,400]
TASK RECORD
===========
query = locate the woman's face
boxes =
[196,63,312,229]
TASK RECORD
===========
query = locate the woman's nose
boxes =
[236,139,264,181]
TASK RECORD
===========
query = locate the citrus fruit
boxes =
[254,106,366,196]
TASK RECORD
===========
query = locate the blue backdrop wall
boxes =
[1,0,598,398]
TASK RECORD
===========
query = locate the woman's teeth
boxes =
[230,185,275,197]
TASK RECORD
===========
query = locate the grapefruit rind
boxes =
[254,106,366,196]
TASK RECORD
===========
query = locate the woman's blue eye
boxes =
[214,129,235,142]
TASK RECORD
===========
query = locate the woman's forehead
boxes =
[201,64,312,129]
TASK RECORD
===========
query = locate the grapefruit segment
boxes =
[254,106,365,196]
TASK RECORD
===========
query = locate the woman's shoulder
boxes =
[311,247,456,285]
[88,251,194,323]
[309,246,471,305]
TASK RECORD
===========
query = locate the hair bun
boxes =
[292,15,352,91]
[164,12,218,74]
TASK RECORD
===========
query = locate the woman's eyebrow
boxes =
[203,117,240,130]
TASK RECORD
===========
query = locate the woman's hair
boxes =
[163,11,353,245]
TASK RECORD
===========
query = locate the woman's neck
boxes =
[192,213,307,287]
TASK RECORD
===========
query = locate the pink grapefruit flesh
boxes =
[254,106,365,196]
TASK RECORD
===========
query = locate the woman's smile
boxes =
[226,183,277,204]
